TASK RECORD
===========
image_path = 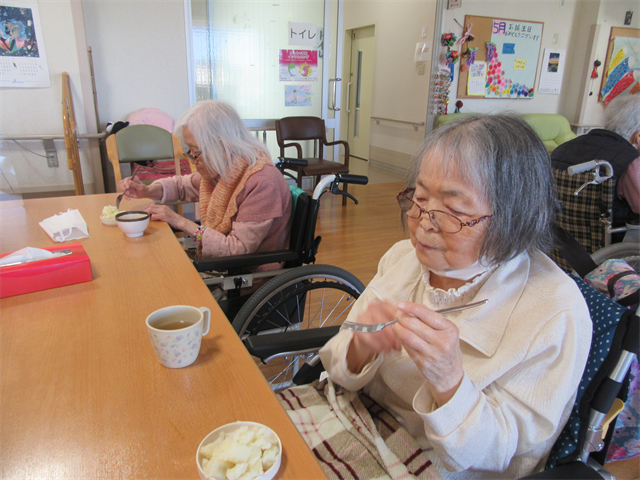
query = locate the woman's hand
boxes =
[145,205,185,230]
[118,176,163,201]
[392,302,464,407]
[346,300,401,374]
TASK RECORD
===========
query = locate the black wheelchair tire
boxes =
[231,264,365,390]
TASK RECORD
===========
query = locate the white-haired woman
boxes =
[280,115,592,479]
[118,100,292,263]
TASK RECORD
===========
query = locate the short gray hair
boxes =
[604,95,640,142]
[403,115,559,264]
[174,100,270,179]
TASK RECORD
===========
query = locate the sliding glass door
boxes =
[188,0,344,159]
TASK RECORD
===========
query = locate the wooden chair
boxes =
[275,116,351,205]
[106,124,195,215]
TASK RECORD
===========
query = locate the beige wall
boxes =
[0,0,100,195]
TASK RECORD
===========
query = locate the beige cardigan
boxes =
[320,240,592,479]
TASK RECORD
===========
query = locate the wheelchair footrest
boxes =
[242,326,341,359]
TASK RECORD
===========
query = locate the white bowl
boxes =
[115,211,150,238]
[100,216,117,226]
[196,421,282,480]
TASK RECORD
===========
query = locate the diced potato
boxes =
[226,462,248,480]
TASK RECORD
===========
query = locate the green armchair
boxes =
[435,113,576,153]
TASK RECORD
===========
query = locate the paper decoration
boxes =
[484,19,542,99]
[284,85,312,106]
[432,71,452,115]
[467,61,486,95]
[601,36,640,104]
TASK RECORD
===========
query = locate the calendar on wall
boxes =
[0,1,51,88]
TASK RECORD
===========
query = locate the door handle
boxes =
[346,82,352,113]
[329,78,341,111]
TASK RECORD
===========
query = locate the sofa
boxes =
[435,113,577,153]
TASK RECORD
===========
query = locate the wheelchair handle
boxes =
[336,174,369,185]
[567,160,613,179]
[275,157,309,168]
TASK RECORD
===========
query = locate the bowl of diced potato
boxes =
[197,421,282,480]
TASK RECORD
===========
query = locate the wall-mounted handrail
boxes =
[0,133,106,141]
[370,116,425,131]
[62,72,85,195]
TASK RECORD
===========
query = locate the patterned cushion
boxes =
[546,275,630,468]
[550,169,615,272]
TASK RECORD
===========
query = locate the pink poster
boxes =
[279,49,318,82]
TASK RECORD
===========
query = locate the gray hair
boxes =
[403,114,559,265]
[174,100,270,179]
[604,95,640,142]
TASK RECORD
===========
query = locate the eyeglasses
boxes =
[183,149,202,163]
[396,188,492,234]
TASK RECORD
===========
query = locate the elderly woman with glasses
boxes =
[118,100,292,264]
[281,115,592,479]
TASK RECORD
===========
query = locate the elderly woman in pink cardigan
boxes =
[118,100,292,263]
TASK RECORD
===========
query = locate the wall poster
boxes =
[0,1,50,88]
[279,49,318,82]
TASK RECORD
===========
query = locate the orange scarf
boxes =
[198,155,269,235]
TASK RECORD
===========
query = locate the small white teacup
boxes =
[146,305,211,368]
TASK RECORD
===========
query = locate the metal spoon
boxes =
[340,299,488,333]
[115,164,142,210]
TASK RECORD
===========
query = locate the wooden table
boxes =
[0,194,326,480]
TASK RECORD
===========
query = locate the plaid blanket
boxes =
[278,379,442,480]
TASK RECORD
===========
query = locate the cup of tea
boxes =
[146,305,211,368]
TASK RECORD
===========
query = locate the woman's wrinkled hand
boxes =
[393,302,464,407]
[346,300,401,374]
[118,176,148,200]
[145,204,184,230]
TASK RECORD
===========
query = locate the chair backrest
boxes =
[106,124,185,183]
[276,117,327,158]
[550,168,615,271]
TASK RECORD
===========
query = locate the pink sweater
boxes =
[153,164,292,265]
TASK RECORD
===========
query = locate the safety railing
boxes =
[370,116,425,131]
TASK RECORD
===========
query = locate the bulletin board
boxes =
[456,15,544,99]
[598,26,640,105]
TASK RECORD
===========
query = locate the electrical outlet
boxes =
[418,63,426,75]
[43,139,59,168]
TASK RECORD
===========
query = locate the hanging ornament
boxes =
[461,47,478,72]
[486,42,497,64]
[441,32,457,48]
[446,49,460,65]
[591,59,602,79]
[454,100,463,113]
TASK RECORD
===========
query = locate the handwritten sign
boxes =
[514,59,526,69]
[493,21,507,35]
[288,22,318,47]
[502,43,515,54]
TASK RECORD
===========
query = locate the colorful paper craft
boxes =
[601,57,630,98]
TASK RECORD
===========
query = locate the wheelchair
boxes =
[185,158,369,390]
[550,160,640,274]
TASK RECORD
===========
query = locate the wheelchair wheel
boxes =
[591,242,640,273]
[232,264,365,391]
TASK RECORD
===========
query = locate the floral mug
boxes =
[146,305,211,368]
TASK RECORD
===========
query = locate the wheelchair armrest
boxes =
[242,326,340,359]
[193,249,300,272]
[281,142,303,157]
[520,460,610,479]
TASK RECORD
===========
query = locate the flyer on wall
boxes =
[279,49,318,82]
[0,1,51,88]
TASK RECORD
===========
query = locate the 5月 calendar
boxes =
[0,2,50,88]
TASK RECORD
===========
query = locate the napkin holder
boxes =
[0,243,92,298]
